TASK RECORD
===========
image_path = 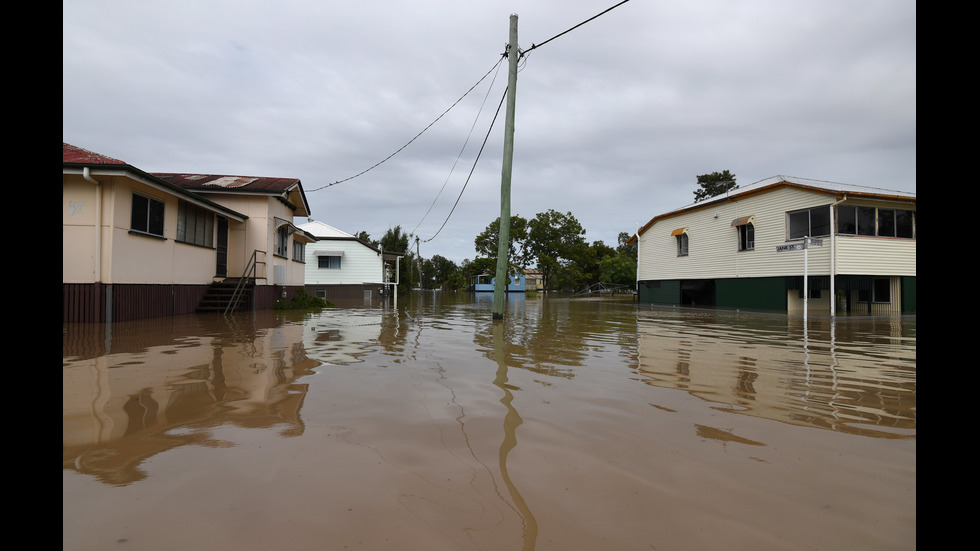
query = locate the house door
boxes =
[216,216,228,277]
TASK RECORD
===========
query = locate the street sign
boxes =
[777,238,823,252]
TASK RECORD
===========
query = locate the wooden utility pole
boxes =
[493,14,519,320]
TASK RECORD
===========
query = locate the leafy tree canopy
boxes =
[693,170,738,203]
[474,215,530,270]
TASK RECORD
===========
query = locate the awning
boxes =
[292,229,316,244]
[314,250,344,257]
[731,215,755,227]
[670,227,688,236]
[274,217,297,236]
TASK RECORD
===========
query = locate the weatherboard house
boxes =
[63,142,314,322]
[296,220,403,302]
[630,176,916,315]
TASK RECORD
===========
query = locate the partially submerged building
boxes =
[296,220,403,302]
[630,176,916,315]
[63,143,314,322]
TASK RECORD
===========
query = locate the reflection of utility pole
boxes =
[415,236,422,289]
[493,13,519,320]
[492,322,537,549]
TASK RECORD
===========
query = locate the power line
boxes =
[411,59,506,236]
[422,88,508,244]
[308,58,505,193]
[418,1,635,244]
[521,0,632,57]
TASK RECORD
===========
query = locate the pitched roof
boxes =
[154,172,311,218]
[153,173,302,194]
[631,175,916,242]
[297,220,355,239]
[63,142,127,165]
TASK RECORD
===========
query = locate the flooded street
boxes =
[63,293,915,551]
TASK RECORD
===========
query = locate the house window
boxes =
[737,223,754,251]
[131,193,165,238]
[676,233,688,256]
[318,255,341,269]
[837,206,914,239]
[857,278,892,303]
[176,200,214,247]
[293,241,305,262]
[788,206,831,240]
[672,227,688,256]
[879,208,915,238]
[275,225,289,257]
[836,205,876,236]
[873,278,891,303]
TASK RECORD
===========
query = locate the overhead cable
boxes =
[308,58,505,193]
[521,0,632,57]
[422,88,508,244]
[411,59,506,236]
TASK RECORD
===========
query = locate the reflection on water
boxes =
[634,308,916,439]
[64,294,915,550]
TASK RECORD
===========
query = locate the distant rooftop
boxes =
[297,220,355,239]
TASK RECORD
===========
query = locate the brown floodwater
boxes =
[63,293,915,551]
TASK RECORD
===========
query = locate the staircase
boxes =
[197,250,267,314]
[197,278,255,313]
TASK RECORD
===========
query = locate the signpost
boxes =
[777,236,823,323]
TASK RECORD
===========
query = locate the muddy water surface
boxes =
[63,293,915,550]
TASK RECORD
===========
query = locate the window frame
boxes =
[872,277,891,303]
[292,241,305,263]
[274,225,290,258]
[837,205,915,239]
[787,205,831,240]
[176,200,214,248]
[318,255,342,269]
[675,233,689,256]
[130,192,166,238]
[737,223,755,251]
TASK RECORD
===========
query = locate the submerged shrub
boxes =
[273,289,334,310]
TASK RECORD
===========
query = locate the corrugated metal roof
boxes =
[297,220,355,239]
[153,172,301,193]
[63,142,126,165]
[671,175,916,214]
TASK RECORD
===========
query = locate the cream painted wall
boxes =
[637,186,915,282]
[64,172,309,287]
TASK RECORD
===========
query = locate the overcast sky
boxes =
[63,0,916,263]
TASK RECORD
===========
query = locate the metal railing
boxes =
[225,250,267,315]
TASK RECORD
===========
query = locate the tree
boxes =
[693,170,738,203]
[600,252,637,287]
[617,231,637,261]
[354,230,377,248]
[380,226,413,291]
[527,209,587,291]
[474,215,530,271]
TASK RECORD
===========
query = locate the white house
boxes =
[297,220,403,302]
[630,176,916,315]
